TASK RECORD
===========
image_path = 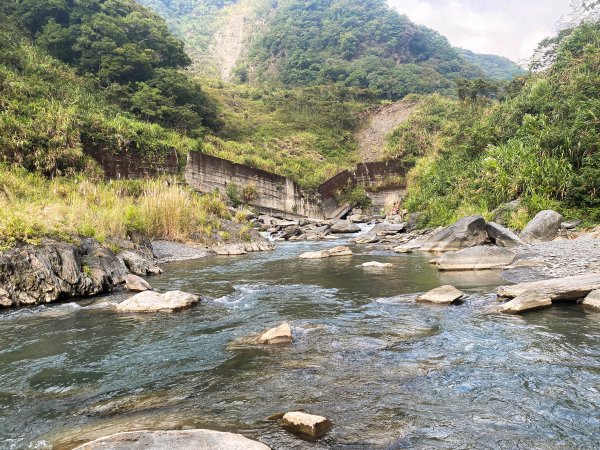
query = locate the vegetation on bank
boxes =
[0,166,233,250]
[387,21,600,228]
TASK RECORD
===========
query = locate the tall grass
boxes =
[0,167,231,249]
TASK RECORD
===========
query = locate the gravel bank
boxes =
[152,240,212,264]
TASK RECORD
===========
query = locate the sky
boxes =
[388,0,573,64]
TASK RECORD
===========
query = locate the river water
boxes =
[1,239,600,449]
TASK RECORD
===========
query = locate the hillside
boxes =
[458,49,526,80]
[385,21,600,227]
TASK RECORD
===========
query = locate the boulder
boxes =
[299,246,353,259]
[371,223,407,236]
[353,234,380,244]
[125,274,151,292]
[486,222,525,248]
[407,212,423,231]
[280,226,302,240]
[419,216,488,252]
[258,323,292,344]
[361,261,394,269]
[120,250,163,276]
[281,412,333,439]
[416,285,465,304]
[330,220,361,234]
[582,290,600,310]
[499,291,552,314]
[436,246,515,271]
[348,214,370,223]
[73,429,270,450]
[0,238,127,308]
[214,244,246,255]
[561,220,582,230]
[491,200,522,226]
[497,273,600,301]
[116,290,199,313]
[520,210,564,243]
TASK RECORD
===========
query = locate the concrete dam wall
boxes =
[184,151,324,219]
[85,144,179,179]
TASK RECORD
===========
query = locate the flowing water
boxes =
[1,239,600,449]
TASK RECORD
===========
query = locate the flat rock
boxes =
[354,233,380,244]
[420,216,488,252]
[330,220,361,234]
[73,429,270,450]
[582,290,600,309]
[486,222,525,248]
[416,285,465,304]
[116,290,199,313]
[281,411,333,439]
[125,274,151,292]
[520,210,564,243]
[258,323,292,344]
[361,261,394,268]
[120,250,163,276]
[499,291,552,314]
[436,246,515,271]
[497,273,600,301]
[299,246,353,259]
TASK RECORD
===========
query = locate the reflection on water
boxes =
[0,240,599,449]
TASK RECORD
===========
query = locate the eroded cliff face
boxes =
[0,239,127,308]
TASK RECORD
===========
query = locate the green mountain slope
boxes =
[458,49,526,80]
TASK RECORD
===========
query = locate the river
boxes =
[1,239,599,449]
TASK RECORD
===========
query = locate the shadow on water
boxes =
[0,240,599,449]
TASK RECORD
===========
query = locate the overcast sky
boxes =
[388,0,573,64]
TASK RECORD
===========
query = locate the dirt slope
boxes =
[356,100,419,162]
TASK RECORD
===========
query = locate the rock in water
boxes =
[582,290,600,310]
[436,246,515,271]
[486,222,525,248]
[499,291,552,314]
[497,273,600,301]
[73,429,270,449]
[116,290,199,313]
[330,220,361,234]
[419,216,488,252]
[299,246,353,259]
[0,238,127,308]
[258,323,292,344]
[281,411,333,439]
[125,274,152,292]
[361,261,395,268]
[520,210,563,243]
[417,285,465,304]
[119,250,163,276]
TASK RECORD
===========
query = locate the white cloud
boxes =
[387,0,573,64]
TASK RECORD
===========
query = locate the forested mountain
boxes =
[137,0,504,99]
[457,49,525,80]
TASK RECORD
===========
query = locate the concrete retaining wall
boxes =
[85,144,179,179]
[184,151,323,219]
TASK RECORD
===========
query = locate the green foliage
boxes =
[457,49,526,80]
[338,183,372,209]
[4,0,221,134]
[390,21,600,227]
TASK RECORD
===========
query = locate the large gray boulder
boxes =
[499,291,552,314]
[436,246,515,271]
[486,222,525,248]
[420,216,488,252]
[0,239,127,308]
[120,250,163,276]
[498,273,600,301]
[330,220,361,234]
[520,210,564,243]
[73,429,270,449]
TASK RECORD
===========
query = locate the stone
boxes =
[280,226,302,240]
[258,323,292,344]
[281,411,333,439]
[419,216,488,252]
[416,285,465,304]
[491,200,522,226]
[561,220,582,230]
[361,261,395,268]
[436,246,515,271]
[371,223,407,236]
[582,290,600,309]
[125,274,151,292]
[119,250,163,276]
[497,273,600,301]
[330,220,361,234]
[353,233,380,244]
[116,290,199,313]
[503,258,548,269]
[73,429,270,450]
[486,222,525,248]
[348,214,370,223]
[0,238,127,308]
[214,244,247,255]
[407,212,423,231]
[499,291,552,314]
[299,246,353,259]
[520,210,564,243]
